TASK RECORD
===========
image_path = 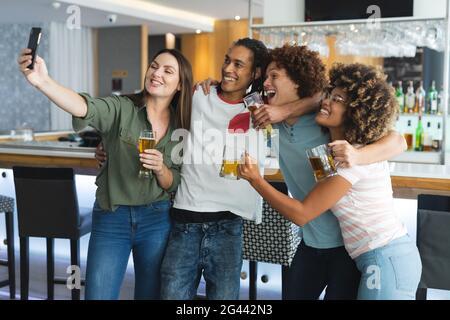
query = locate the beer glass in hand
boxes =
[138,129,156,178]
[244,92,273,131]
[306,144,338,182]
[220,144,245,180]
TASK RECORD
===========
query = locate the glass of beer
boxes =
[306,144,338,182]
[138,129,157,178]
[404,133,413,151]
[220,145,245,180]
[244,92,272,131]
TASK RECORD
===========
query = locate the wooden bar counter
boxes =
[1,132,449,199]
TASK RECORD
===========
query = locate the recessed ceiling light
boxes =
[196,29,201,34]
[52,2,61,9]
[234,15,241,21]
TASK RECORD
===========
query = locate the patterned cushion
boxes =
[243,200,300,266]
[0,195,15,213]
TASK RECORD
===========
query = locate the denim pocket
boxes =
[389,249,421,292]
[221,219,243,236]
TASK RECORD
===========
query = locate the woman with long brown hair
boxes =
[18,48,193,299]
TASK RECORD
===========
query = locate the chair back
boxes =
[417,194,450,291]
[13,166,80,239]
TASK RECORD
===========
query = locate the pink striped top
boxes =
[331,161,407,259]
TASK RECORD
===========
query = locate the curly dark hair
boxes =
[329,63,398,145]
[269,44,328,98]
[233,38,270,94]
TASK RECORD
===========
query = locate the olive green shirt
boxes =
[72,93,181,211]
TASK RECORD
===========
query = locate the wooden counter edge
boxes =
[264,170,450,191]
[1,155,449,192]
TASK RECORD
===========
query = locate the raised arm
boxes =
[18,48,87,117]
[252,92,322,129]
[238,155,351,226]
[330,130,407,168]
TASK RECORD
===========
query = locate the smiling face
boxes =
[220,45,256,97]
[315,87,348,128]
[145,52,181,98]
[263,62,299,106]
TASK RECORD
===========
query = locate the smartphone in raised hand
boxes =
[27,27,42,70]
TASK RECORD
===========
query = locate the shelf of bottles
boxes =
[249,13,450,166]
[393,80,445,164]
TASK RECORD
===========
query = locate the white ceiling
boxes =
[0,0,264,35]
[142,0,264,20]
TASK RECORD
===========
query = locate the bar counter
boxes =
[1,131,449,198]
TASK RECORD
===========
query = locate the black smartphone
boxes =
[27,27,42,70]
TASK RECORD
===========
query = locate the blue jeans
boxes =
[85,200,171,300]
[160,217,243,300]
[355,234,422,300]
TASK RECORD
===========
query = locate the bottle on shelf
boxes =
[404,119,414,151]
[415,115,424,151]
[437,84,445,115]
[415,81,426,114]
[395,81,405,113]
[405,81,416,114]
[423,121,433,151]
[432,122,443,151]
[428,80,438,114]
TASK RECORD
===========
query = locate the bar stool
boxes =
[416,194,450,300]
[13,166,92,300]
[0,195,16,299]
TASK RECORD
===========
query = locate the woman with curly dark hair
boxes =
[239,62,421,300]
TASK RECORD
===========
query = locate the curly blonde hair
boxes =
[329,63,398,145]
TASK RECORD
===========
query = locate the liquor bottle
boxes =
[428,81,438,114]
[395,81,405,113]
[437,85,444,115]
[423,122,433,151]
[415,115,424,151]
[405,81,416,114]
[404,120,414,151]
[415,81,426,114]
[432,122,443,151]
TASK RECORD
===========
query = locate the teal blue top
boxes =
[274,113,344,249]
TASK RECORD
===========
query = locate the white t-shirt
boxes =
[173,87,265,223]
[332,161,407,259]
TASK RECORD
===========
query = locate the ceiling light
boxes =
[196,29,201,34]
[52,2,61,9]
[234,15,241,21]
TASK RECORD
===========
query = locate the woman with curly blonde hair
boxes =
[239,62,422,300]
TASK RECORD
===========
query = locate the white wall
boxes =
[414,0,447,18]
[263,0,304,24]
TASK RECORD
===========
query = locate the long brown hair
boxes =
[123,49,193,130]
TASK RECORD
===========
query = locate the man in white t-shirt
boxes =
[159,38,269,300]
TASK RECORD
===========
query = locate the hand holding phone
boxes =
[27,27,42,70]
[18,28,48,88]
